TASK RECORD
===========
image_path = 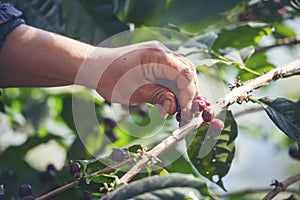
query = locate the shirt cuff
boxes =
[0,3,23,24]
[0,18,25,48]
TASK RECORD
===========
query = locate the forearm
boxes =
[0,24,95,88]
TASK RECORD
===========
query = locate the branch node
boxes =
[270,179,284,190]
[272,70,283,80]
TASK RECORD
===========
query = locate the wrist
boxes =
[75,46,116,92]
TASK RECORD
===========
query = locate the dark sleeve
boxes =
[0,2,25,48]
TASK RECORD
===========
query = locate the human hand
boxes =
[83,41,199,116]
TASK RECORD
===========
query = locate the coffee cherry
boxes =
[181,108,193,122]
[191,100,207,113]
[111,149,125,162]
[194,95,204,101]
[194,96,211,106]
[289,146,300,160]
[202,108,215,122]
[103,118,117,129]
[69,162,81,176]
[105,129,118,142]
[175,112,181,122]
[210,119,225,132]
[18,184,32,198]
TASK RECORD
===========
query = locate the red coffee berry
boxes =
[69,162,81,176]
[18,184,32,198]
[194,96,211,106]
[191,100,207,113]
[202,108,215,122]
[194,95,205,101]
[111,149,125,162]
[204,99,211,106]
[210,119,225,132]
[181,108,193,122]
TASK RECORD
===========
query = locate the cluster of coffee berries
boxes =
[103,117,118,142]
[176,96,224,132]
[18,184,34,200]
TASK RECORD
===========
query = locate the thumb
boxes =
[131,83,177,116]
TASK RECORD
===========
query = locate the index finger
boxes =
[140,45,199,110]
[167,52,199,109]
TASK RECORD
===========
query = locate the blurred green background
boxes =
[1,0,300,199]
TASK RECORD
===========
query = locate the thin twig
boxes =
[120,59,300,184]
[263,172,300,200]
[35,158,135,200]
[255,36,300,53]
[35,181,79,200]
[216,188,300,197]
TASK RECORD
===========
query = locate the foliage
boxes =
[259,97,300,147]
[1,0,300,199]
[101,173,217,200]
[187,111,237,191]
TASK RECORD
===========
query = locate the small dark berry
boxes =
[289,146,300,160]
[175,112,181,122]
[191,100,207,113]
[202,108,215,122]
[105,129,118,142]
[111,149,125,162]
[18,184,32,198]
[181,108,193,122]
[210,119,225,132]
[103,118,117,129]
[69,162,81,176]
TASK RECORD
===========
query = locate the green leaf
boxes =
[101,173,217,200]
[274,23,297,38]
[223,46,255,65]
[166,0,240,33]
[240,52,275,81]
[260,97,300,146]
[113,0,167,26]
[85,158,113,175]
[80,174,119,197]
[213,22,272,50]
[79,0,129,36]
[60,0,107,44]
[128,144,143,153]
[22,96,49,129]
[187,111,237,191]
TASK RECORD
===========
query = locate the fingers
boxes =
[141,47,199,110]
[131,83,177,116]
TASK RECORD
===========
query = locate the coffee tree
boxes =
[1,0,300,199]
